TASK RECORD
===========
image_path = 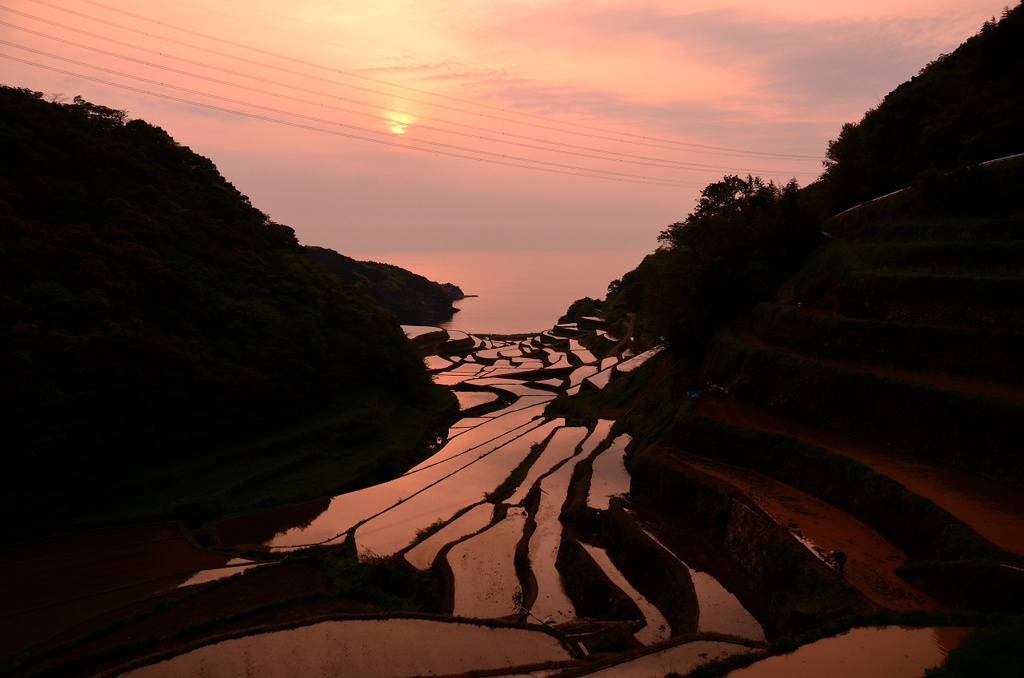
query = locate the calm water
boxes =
[353,250,650,334]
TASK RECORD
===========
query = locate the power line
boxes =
[20,0,713,159]
[0,13,819,178]
[170,0,824,142]
[36,0,825,161]
[0,51,706,188]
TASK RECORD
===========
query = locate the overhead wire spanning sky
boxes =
[0,0,1010,252]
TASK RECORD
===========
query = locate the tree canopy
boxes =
[0,86,432,468]
[820,3,1024,211]
[639,175,819,353]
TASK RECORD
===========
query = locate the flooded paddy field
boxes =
[722,626,971,678]
[119,618,573,678]
[3,318,1001,677]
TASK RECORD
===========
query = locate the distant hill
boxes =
[820,4,1024,211]
[303,245,464,325]
[0,85,433,474]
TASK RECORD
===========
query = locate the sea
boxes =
[351,250,651,335]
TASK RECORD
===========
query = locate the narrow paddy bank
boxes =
[525,427,593,624]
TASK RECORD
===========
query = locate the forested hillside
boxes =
[0,86,442,533]
[819,4,1024,211]
[558,6,1024,669]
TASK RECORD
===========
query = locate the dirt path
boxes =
[696,397,1024,560]
[674,452,941,611]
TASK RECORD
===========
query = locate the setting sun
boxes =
[386,112,414,135]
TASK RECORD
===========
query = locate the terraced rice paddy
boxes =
[11,314,994,677]
[182,322,772,675]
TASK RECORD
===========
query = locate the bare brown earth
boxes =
[0,524,230,658]
[695,396,1024,561]
[673,450,941,611]
[2,535,353,678]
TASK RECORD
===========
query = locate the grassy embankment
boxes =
[742,301,1024,386]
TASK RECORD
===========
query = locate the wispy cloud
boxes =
[441,2,994,122]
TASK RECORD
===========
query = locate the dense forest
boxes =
[819,4,1024,212]
[0,86,437,503]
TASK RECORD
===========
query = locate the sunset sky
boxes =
[1,0,1011,254]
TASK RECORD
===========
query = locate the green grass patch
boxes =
[545,351,688,457]
[545,353,659,423]
[853,217,1024,244]
[799,269,1024,333]
[310,548,440,612]
[618,374,692,456]
[799,240,1024,275]
[411,519,448,546]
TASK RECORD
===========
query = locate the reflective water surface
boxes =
[724,626,970,678]
[121,618,571,678]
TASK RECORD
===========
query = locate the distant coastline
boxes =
[353,250,649,335]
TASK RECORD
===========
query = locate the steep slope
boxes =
[702,160,1024,487]
[557,4,1024,636]
[0,86,442,535]
[820,4,1024,211]
[690,157,1024,618]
